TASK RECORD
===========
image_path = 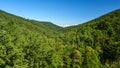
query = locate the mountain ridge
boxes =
[1,9,119,28]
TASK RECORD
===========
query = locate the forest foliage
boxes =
[0,9,120,68]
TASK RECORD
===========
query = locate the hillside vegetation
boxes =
[0,9,120,68]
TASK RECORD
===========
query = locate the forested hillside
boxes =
[0,9,120,68]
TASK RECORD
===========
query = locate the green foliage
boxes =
[83,46,102,68]
[0,9,120,68]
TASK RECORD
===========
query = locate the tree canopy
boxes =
[0,9,120,68]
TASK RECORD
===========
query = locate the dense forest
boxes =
[0,9,120,68]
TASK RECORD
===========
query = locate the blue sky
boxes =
[0,0,120,27]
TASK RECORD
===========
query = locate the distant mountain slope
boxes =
[0,10,62,36]
[64,9,120,30]
[62,9,120,40]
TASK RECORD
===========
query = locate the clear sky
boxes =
[0,0,120,27]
